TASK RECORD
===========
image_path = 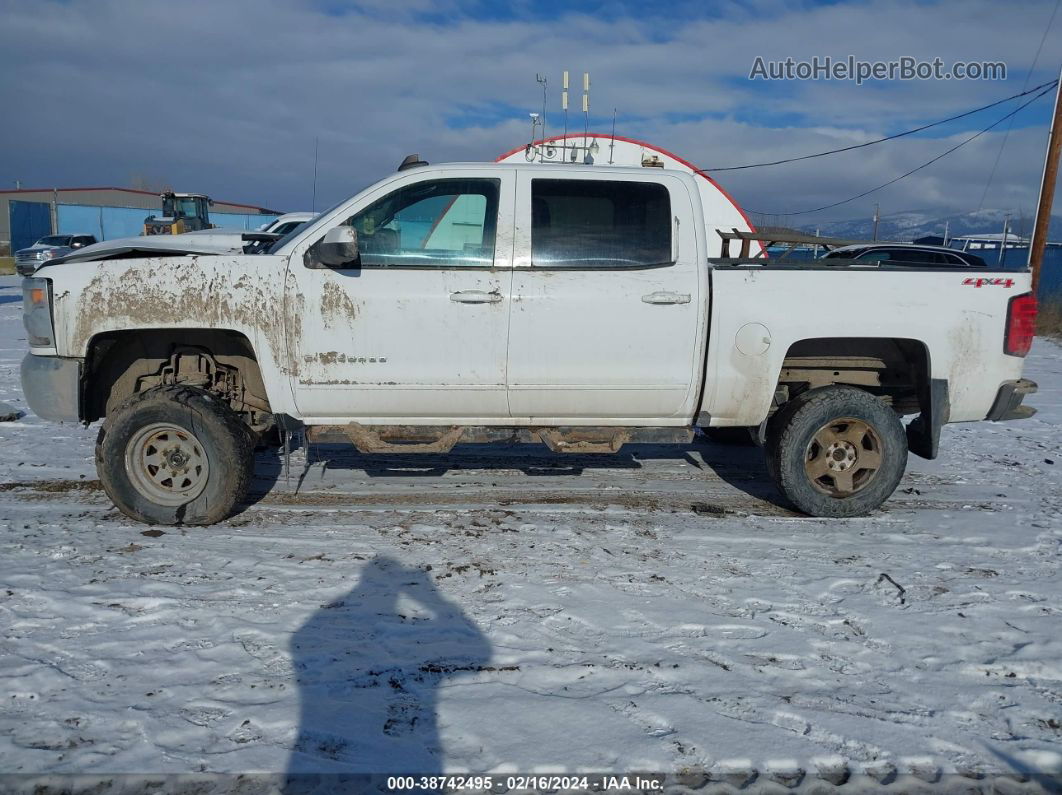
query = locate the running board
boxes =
[537,428,630,454]
[342,423,465,454]
[304,425,694,453]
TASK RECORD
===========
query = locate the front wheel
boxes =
[96,385,255,525]
[766,386,908,517]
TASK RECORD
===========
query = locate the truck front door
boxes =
[285,170,514,420]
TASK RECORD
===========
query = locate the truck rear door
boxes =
[506,170,706,422]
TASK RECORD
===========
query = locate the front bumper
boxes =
[986,379,1037,421]
[20,354,81,422]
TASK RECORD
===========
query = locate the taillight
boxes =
[1004,292,1037,357]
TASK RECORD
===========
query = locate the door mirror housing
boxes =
[318,226,360,268]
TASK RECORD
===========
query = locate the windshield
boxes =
[37,235,72,246]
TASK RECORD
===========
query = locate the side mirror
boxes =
[319,226,359,268]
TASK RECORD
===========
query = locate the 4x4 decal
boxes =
[962,277,1015,288]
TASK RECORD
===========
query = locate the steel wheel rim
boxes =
[804,417,882,497]
[124,422,209,506]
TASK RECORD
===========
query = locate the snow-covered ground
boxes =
[1,274,1060,788]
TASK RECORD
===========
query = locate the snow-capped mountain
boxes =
[791,209,1062,243]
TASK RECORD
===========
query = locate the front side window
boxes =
[531,179,671,268]
[343,178,499,267]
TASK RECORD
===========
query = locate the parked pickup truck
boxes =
[21,161,1039,525]
[15,233,98,276]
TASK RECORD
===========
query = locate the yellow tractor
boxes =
[143,192,214,235]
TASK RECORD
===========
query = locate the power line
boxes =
[975,0,1061,211]
[744,82,1057,217]
[699,79,1058,173]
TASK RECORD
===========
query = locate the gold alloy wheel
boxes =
[804,417,882,497]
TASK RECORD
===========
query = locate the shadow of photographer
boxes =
[285,555,490,789]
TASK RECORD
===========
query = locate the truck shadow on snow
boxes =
[246,437,789,512]
[284,554,491,788]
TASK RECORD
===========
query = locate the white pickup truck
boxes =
[21,161,1038,525]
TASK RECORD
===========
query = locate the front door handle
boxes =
[642,291,691,305]
[450,290,503,304]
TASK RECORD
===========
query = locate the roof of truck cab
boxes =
[406,161,694,177]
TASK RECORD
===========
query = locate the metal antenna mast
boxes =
[311,137,319,213]
[609,108,617,164]
[536,74,548,162]
[582,72,590,139]
[562,71,570,160]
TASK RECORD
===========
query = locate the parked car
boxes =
[173,213,317,251]
[822,243,989,267]
[258,212,315,236]
[14,234,97,276]
[21,162,1037,525]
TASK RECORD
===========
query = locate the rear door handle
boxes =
[641,291,691,305]
[450,290,503,304]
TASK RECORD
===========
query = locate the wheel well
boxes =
[776,337,930,416]
[84,329,272,428]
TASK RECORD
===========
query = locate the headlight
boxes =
[40,249,58,260]
[23,278,55,348]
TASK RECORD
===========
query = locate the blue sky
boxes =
[1,0,1059,227]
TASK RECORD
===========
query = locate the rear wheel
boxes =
[766,385,907,517]
[96,385,254,525]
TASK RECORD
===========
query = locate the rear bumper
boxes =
[20,354,81,422]
[986,379,1037,421]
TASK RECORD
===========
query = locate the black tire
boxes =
[701,426,757,446]
[763,388,822,483]
[96,385,255,526]
[766,385,907,517]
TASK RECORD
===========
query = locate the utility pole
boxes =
[943,219,950,247]
[1029,67,1062,293]
[872,203,880,241]
[999,213,1010,266]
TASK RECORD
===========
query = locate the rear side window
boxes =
[531,179,671,268]
[857,248,945,265]
[947,252,987,267]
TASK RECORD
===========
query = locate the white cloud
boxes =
[0,0,1058,224]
